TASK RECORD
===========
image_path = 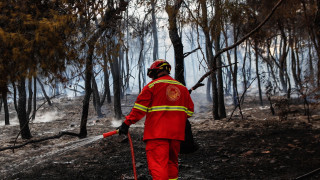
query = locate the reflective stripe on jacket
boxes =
[124,75,194,141]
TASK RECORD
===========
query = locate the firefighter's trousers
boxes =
[146,139,180,180]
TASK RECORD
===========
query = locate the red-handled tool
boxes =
[103,130,119,138]
[102,130,137,180]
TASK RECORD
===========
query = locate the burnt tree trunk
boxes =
[102,55,112,104]
[315,0,320,86]
[232,45,238,107]
[242,40,248,98]
[301,0,320,86]
[36,78,52,106]
[216,29,226,118]
[308,43,315,84]
[199,0,219,119]
[254,41,263,106]
[206,78,212,102]
[151,0,159,60]
[110,55,122,119]
[1,85,9,125]
[119,47,125,98]
[290,32,300,89]
[32,76,37,120]
[124,9,130,93]
[278,21,289,93]
[165,0,185,85]
[138,35,145,93]
[17,78,32,139]
[80,52,93,138]
[92,76,103,117]
[27,78,32,118]
[12,81,18,112]
[215,0,226,118]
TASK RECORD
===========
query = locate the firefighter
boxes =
[118,59,194,180]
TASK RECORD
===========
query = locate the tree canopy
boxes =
[0,0,78,88]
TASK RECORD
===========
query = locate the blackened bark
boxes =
[80,54,93,138]
[206,78,212,102]
[231,23,240,108]
[36,78,52,106]
[316,0,320,86]
[125,9,130,93]
[211,69,220,119]
[199,0,219,119]
[119,48,125,98]
[301,0,320,86]
[278,22,288,93]
[308,44,315,83]
[12,81,18,112]
[110,56,122,119]
[151,0,158,60]
[232,46,238,107]
[290,32,300,89]
[27,78,32,118]
[226,67,232,96]
[0,131,80,152]
[242,41,248,99]
[17,79,32,139]
[314,0,320,86]
[316,0,320,42]
[102,58,111,104]
[165,0,186,85]
[254,42,263,106]
[92,76,103,117]
[32,76,36,120]
[216,30,226,118]
[1,85,9,125]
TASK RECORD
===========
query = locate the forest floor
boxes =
[1,93,320,179]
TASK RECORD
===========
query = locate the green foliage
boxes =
[0,0,79,87]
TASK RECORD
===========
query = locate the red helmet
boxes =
[147,59,171,78]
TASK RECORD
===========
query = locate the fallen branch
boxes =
[0,131,80,152]
[12,93,63,153]
[190,0,284,91]
[295,167,320,179]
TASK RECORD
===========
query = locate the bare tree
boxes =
[109,40,123,119]
[36,78,52,106]
[151,0,159,60]
[165,0,186,85]
[17,78,32,139]
[0,84,9,125]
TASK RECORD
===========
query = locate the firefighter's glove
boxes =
[117,122,129,135]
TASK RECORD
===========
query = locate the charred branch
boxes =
[0,132,80,152]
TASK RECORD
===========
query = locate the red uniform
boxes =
[124,75,194,179]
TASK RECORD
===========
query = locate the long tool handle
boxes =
[103,130,118,138]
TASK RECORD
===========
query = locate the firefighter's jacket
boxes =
[124,75,194,141]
